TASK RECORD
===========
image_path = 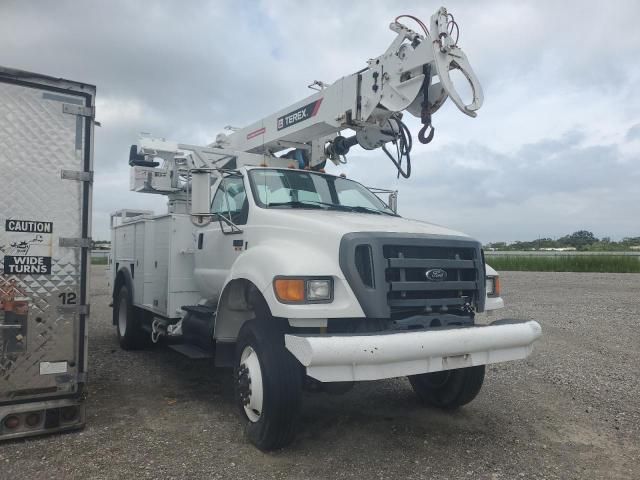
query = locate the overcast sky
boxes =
[1,0,639,243]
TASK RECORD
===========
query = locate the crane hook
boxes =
[418,64,435,144]
[418,124,434,144]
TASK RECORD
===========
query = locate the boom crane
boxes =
[112,6,543,452]
[213,7,482,170]
[129,6,483,200]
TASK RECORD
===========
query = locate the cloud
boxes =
[340,129,639,242]
[627,124,640,142]
[0,0,638,241]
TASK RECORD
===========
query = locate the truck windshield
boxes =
[248,169,396,215]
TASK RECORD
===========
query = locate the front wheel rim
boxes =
[238,346,264,423]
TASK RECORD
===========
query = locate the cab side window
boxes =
[211,177,249,225]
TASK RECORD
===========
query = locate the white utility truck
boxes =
[110,8,541,450]
[0,67,95,440]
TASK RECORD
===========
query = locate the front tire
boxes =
[114,285,149,350]
[409,365,485,409]
[234,319,302,451]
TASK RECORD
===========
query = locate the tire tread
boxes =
[236,319,302,450]
[409,365,485,409]
[114,285,150,350]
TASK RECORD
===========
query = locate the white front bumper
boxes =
[485,296,505,311]
[285,320,542,382]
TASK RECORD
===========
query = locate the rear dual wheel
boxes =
[114,285,151,350]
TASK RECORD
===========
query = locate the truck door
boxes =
[0,68,94,415]
[194,175,248,299]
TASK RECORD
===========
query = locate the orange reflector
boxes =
[494,276,501,297]
[274,279,305,302]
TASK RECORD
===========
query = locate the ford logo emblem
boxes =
[425,268,447,281]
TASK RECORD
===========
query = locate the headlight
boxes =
[485,275,501,297]
[307,280,332,301]
[273,277,333,303]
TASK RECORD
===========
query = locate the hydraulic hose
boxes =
[382,116,413,178]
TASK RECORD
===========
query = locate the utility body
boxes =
[110,7,541,450]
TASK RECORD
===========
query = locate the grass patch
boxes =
[486,255,640,273]
[91,256,108,265]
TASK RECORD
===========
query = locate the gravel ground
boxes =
[1,270,639,479]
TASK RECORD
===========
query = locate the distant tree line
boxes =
[485,230,640,251]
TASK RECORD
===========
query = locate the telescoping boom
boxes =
[214,8,483,171]
[129,7,483,190]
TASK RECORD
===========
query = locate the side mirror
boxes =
[388,191,398,214]
[190,169,211,225]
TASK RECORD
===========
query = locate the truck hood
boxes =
[255,209,470,239]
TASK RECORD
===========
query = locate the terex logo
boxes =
[287,109,308,123]
[277,99,323,131]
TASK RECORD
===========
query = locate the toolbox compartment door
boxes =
[0,68,94,403]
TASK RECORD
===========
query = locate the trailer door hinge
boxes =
[59,237,92,248]
[62,103,95,118]
[57,304,90,315]
[61,169,94,182]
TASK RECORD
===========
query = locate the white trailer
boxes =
[111,7,541,450]
[0,67,95,440]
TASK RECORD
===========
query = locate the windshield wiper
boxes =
[303,200,355,211]
[267,201,326,209]
[268,200,351,211]
[343,205,397,216]
[344,205,383,215]
[267,200,396,216]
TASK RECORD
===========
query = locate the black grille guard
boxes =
[339,232,485,319]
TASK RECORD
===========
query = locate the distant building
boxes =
[539,247,577,251]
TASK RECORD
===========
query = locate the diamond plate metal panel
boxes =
[0,81,86,401]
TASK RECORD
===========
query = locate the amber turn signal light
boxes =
[493,276,501,297]
[274,279,305,302]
